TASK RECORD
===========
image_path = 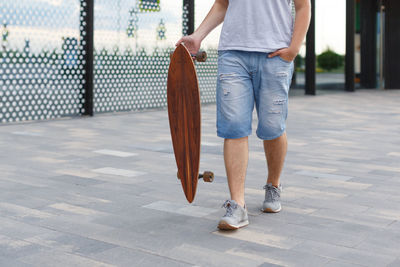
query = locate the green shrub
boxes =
[295,54,304,69]
[317,49,344,71]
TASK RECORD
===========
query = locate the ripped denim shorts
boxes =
[216,50,294,140]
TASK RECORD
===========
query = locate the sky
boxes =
[2,0,347,55]
[314,0,346,55]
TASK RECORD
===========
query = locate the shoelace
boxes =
[263,184,281,202]
[222,200,237,217]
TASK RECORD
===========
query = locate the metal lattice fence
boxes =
[195,0,220,105]
[1,0,86,123]
[1,0,219,123]
[93,0,176,112]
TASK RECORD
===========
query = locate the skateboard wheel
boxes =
[202,171,214,183]
[195,51,207,62]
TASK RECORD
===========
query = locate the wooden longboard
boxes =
[167,44,212,203]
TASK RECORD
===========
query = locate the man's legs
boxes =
[224,137,248,208]
[216,51,253,229]
[223,133,287,209]
[255,55,293,213]
[218,136,249,230]
[264,132,287,187]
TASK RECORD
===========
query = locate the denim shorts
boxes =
[216,50,294,140]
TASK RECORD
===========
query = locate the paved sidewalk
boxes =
[0,89,399,267]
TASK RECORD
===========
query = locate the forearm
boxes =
[290,0,311,53]
[192,0,228,41]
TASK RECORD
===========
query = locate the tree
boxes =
[317,49,344,71]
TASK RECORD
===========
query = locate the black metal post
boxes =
[81,0,94,116]
[384,0,400,89]
[345,0,355,92]
[183,0,195,35]
[305,0,316,95]
[291,59,297,89]
[360,0,377,89]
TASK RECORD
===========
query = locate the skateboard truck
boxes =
[169,50,207,62]
[177,171,214,183]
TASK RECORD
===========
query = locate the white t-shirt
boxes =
[218,0,294,53]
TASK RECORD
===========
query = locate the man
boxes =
[176,0,311,230]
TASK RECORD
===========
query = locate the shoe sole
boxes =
[262,207,282,213]
[218,220,249,230]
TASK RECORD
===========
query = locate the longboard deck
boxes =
[167,44,201,203]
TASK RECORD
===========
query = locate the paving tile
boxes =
[12,131,42,137]
[289,224,368,248]
[387,258,400,267]
[337,248,397,267]
[354,229,400,258]
[49,175,105,186]
[291,198,370,213]
[213,229,303,250]
[47,203,107,216]
[0,234,41,259]
[55,169,99,178]
[92,167,146,177]
[18,248,116,267]
[0,257,33,267]
[165,243,261,266]
[324,260,365,267]
[93,149,138,158]
[309,208,395,228]
[295,170,354,181]
[143,200,218,218]
[258,262,286,267]
[387,152,400,157]
[230,242,331,267]
[27,214,116,238]
[282,186,348,201]
[292,239,357,260]
[92,246,191,267]
[0,202,55,219]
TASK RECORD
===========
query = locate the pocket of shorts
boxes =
[218,50,229,57]
[277,56,292,64]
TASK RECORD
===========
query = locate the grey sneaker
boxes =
[218,200,249,230]
[262,183,282,213]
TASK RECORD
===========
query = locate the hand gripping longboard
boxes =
[167,44,213,203]
[170,50,207,62]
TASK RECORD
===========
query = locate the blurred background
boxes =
[1,0,399,124]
